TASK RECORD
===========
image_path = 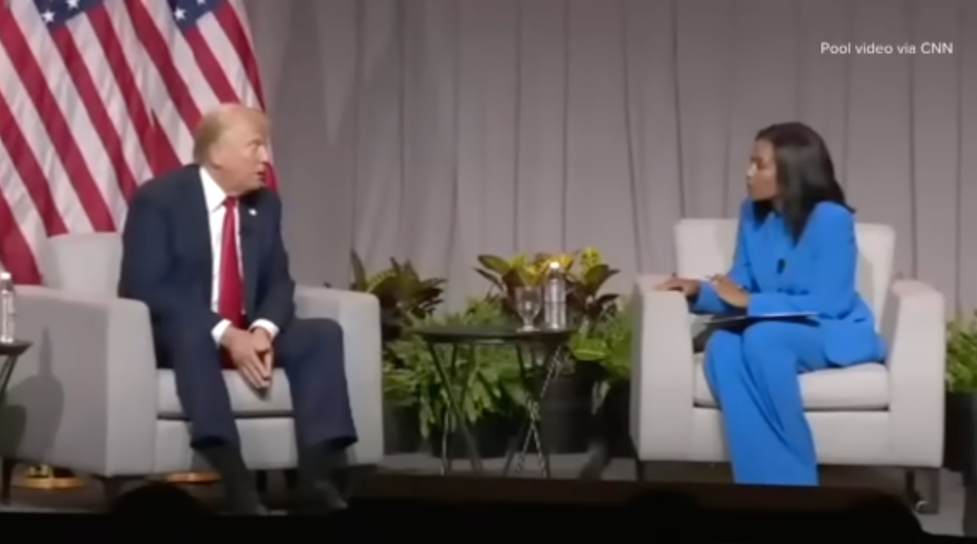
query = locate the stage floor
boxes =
[0,452,966,535]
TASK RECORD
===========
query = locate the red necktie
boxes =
[218,197,245,367]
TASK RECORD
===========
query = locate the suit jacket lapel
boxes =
[239,197,259,319]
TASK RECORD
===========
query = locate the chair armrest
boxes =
[880,279,945,467]
[630,274,698,460]
[1,286,157,476]
[293,286,383,465]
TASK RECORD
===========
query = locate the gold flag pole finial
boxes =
[165,471,221,484]
[14,464,85,490]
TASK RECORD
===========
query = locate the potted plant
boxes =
[333,251,447,454]
[945,312,977,476]
[474,247,621,454]
[344,251,446,348]
[381,357,422,454]
[387,298,527,459]
[570,299,633,478]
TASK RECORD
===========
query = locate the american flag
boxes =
[0,0,275,284]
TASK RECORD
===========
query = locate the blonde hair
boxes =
[191,104,267,164]
[191,113,224,164]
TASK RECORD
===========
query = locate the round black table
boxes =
[0,340,31,506]
[412,325,573,478]
[0,340,30,407]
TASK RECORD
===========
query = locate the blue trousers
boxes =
[703,320,829,486]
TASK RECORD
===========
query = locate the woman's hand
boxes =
[710,275,749,308]
[655,276,700,298]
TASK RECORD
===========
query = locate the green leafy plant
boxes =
[386,298,527,438]
[475,252,573,296]
[475,246,619,328]
[382,357,418,407]
[569,298,632,406]
[565,246,619,328]
[947,311,977,393]
[334,251,446,347]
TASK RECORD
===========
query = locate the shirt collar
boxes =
[199,166,228,213]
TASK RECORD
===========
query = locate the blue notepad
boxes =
[704,312,817,326]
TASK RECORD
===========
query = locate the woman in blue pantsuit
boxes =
[657,122,886,486]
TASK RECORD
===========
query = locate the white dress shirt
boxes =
[200,168,279,346]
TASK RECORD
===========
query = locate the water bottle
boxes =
[543,261,567,330]
[0,271,15,344]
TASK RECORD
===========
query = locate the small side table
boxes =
[0,340,30,411]
[0,340,31,506]
[413,325,572,478]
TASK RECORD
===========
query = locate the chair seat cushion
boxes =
[157,369,293,419]
[692,354,889,411]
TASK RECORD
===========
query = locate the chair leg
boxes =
[283,468,298,490]
[255,471,268,494]
[635,460,648,482]
[964,485,977,536]
[0,458,15,506]
[905,468,941,514]
[628,437,647,482]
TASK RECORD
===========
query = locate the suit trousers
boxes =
[157,317,358,451]
[703,320,833,486]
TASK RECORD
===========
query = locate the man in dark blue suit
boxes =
[118,104,356,514]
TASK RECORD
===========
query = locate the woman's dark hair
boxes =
[752,122,852,242]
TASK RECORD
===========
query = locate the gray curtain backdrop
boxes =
[244,0,977,313]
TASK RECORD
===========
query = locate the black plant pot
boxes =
[577,378,632,479]
[534,367,597,454]
[601,378,633,458]
[383,398,422,455]
[379,307,402,345]
[429,412,517,460]
[945,391,977,480]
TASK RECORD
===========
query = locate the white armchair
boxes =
[0,233,384,506]
[630,219,946,512]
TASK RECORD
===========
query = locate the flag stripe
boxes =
[115,2,192,170]
[85,3,180,179]
[0,97,53,282]
[47,20,139,205]
[124,0,203,137]
[0,46,73,237]
[183,22,239,103]
[0,10,115,232]
[0,0,275,282]
[93,2,184,174]
[215,1,265,107]
[0,97,68,239]
[13,4,126,227]
[0,141,42,282]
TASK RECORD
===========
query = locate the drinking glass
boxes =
[513,286,542,331]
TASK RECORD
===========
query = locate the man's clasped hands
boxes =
[656,274,750,308]
[221,326,274,391]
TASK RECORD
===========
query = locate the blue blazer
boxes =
[692,200,886,365]
[118,165,295,343]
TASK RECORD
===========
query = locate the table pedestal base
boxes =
[418,326,572,479]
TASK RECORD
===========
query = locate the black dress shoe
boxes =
[196,442,269,515]
[288,480,348,515]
